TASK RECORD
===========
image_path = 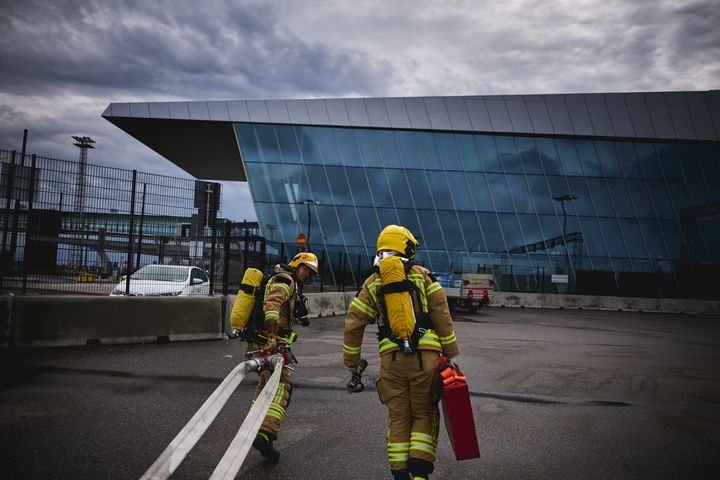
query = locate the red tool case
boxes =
[438,357,480,460]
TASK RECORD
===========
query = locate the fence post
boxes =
[222,220,231,296]
[21,154,37,294]
[209,186,218,296]
[125,170,137,295]
[135,183,146,271]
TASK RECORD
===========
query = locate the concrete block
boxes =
[305,292,346,317]
[12,296,222,347]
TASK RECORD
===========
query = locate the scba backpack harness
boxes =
[230,265,307,345]
[375,257,432,356]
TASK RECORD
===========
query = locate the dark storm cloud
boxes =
[0,0,394,99]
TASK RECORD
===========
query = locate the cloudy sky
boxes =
[1,0,718,221]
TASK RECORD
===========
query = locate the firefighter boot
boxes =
[391,469,411,480]
[252,431,280,463]
[408,458,433,479]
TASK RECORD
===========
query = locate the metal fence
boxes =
[0,148,372,297]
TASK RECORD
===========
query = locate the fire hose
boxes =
[139,354,285,480]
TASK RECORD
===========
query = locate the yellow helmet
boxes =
[288,251,319,274]
[376,225,418,259]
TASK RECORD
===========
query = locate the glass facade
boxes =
[236,122,720,298]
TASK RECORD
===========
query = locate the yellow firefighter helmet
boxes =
[288,251,319,274]
[376,225,418,259]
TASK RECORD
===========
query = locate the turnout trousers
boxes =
[377,349,440,471]
[250,349,293,438]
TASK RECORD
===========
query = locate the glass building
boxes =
[104,92,720,299]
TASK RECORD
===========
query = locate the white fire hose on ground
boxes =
[140,354,286,480]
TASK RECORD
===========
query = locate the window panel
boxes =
[616,142,642,179]
[336,206,363,247]
[698,221,720,262]
[526,175,555,214]
[416,132,442,170]
[538,214,562,243]
[565,177,594,216]
[495,136,523,173]
[427,171,454,210]
[276,126,301,165]
[245,163,273,202]
[516,213,544,245]
[599,218,628,258]
[395,130,421,169]
[536,138,563,175]
[356,207,381,241]
[667,181,691,213]
[304,165,333,205]
[676,144,704,182]
[555,139,583,175]
[235,124,260,163]
[296,127,321,165]
[647,180,674,220]
[606,179,635,217]
[516,137,544,174]
[458,211,486,252]
[579,216,607,257]
[437,211,466,250]
[634,142,662,180]
[627,180,655,218]
[436,134,463,170]
[686,182,710,206]
[638,219,669,260]
[386,169,414,209]
[467,173,494,213]
[405,170,435,209]
[455,134,482,172]
[315,127,342,165]
[619,219,648,258]
[255,124,282,163]
[324,166,353,206]
[355,130,383,167]
[347,167,374,207]
[364,168,394,208]
[697,145,720,180]
[416,209,445,250]
[335,129,362,167]
[487,173,513,212]
[475,135,501,173]
[595,141,624,178]
[657,144,682,180]
[506,175,533,214]
[586,178,615,217]
[497,213,524,252]
[373,130,400,168]
[314,205,341,246]
[477,212,505,252]
[445,171,474,211]
[576,140,602,177]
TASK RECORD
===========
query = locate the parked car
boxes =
[110,265,210,296]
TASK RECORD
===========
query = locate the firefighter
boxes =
[343,225,460,480]
[249,251,318,463]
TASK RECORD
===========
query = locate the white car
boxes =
[110,265,210,297]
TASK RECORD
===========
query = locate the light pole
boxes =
[297,199,318,251]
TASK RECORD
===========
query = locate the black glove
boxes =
[296,316,310,327]
[229,328,246,340]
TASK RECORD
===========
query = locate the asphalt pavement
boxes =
[2,307,720,479]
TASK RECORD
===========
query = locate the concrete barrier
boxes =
[9,295,223,347]
[493,291,719,315]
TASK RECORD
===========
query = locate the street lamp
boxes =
[296,199,318,250]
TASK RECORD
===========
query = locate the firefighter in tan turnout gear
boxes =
[343,225,460,480]
[246,252,318,462]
